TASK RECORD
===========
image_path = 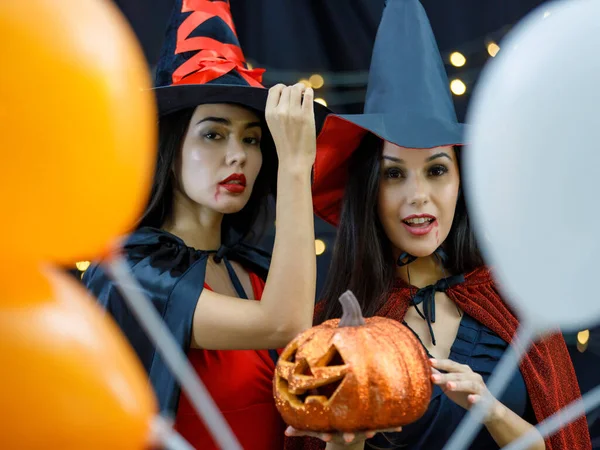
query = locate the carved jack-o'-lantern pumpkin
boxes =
[274,291,432,432]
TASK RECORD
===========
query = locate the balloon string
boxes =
[151,416,195,450]
[503,384,600,450]
[106,256,242,450]
[443,322,535,450]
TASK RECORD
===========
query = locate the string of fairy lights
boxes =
[259,36,506,107]
[257,13,562,106]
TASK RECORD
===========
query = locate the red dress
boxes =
[174,272,285,450]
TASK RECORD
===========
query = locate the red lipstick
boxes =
[219,173,246,194]
[401,213,437,236]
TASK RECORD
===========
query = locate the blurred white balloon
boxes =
[447,2,600,449]
[465,0,600,333]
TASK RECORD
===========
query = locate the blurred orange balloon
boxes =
[0,0,156,265]
[0,267,157,449]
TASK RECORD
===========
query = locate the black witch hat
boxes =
[153,0,330,128]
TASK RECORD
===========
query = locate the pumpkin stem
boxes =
[338,290,366,327]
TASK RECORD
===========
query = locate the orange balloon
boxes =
[0,267,157,449]
[0,0,156,265]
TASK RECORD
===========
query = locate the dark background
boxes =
[111,0,551,294]
[84,1,599,443]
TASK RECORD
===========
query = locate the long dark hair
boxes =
[138,106,277,246]
[317,133,483,323]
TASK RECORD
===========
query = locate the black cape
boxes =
[83,227,276,415]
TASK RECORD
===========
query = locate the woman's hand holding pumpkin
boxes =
[430,358,505,424]
[285,425,402,448]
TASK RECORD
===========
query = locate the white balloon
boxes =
[465,0,600,332]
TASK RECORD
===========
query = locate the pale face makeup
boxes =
[377,142,460,259]
[175,103,263,215]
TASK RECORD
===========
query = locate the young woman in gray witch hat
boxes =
[285,0,589,449]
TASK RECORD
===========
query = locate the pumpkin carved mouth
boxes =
[276,344,349,406]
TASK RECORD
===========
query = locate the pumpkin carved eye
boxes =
[286,348,298,363]
[276,344,348,406]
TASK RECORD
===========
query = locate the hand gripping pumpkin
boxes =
[274,291,432,432]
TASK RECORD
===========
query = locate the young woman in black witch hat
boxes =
[286,0,590,449]
[83,1,332,449]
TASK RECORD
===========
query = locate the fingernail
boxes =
[284,426,293,436]
[447,382,456,390]
[323,434,332,442]
[366,432,375,438]
[395,427,403,432]
[432,374,441,382]
[429,358,437,365]
[344,433,354,443]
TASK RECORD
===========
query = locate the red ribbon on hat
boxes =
[172,45,265,86]
[181,0,237,37]
[172,0,265,87]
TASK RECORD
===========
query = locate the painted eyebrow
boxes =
[381,152,452,163]
[196,117,262,129]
